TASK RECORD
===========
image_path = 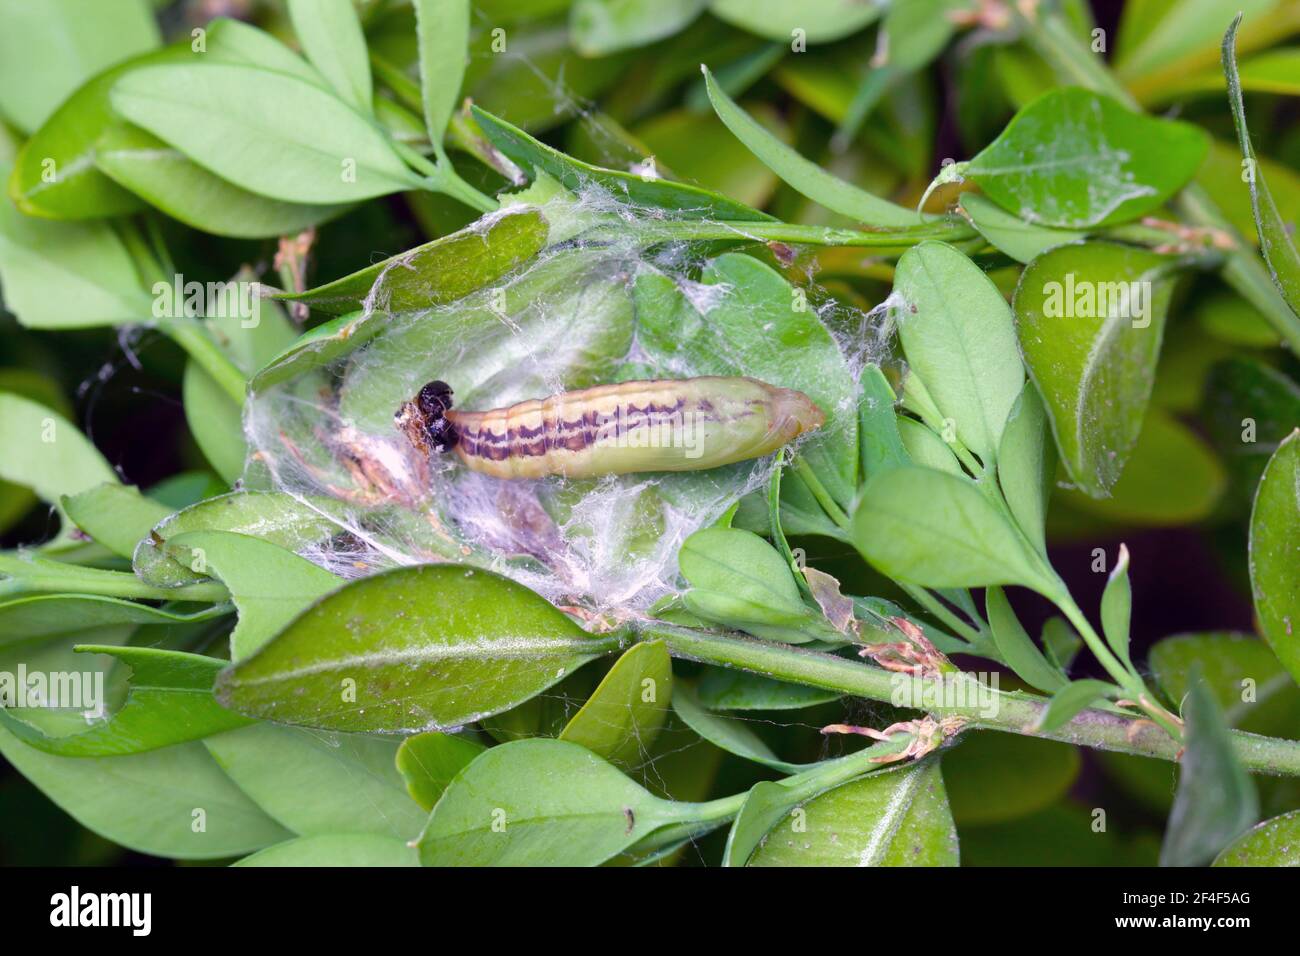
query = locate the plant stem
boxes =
[900,583,983,645]
[638,622,1300,776]
[626,218,977,248]
[791,458,851,530]
[0,558,229,604]
[392,139,499,213]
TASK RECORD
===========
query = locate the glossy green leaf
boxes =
[671,681,811,773]
[893,241,1024,463]
[0,595,226,648]
[165,531,340,661]
[268,207,547,323]
[985,587,1067,693]
[1249,431,1300,685]
[287,0,372,114]
[1014,242,1178,498]
[0,646,250,756]
[236,833,418,867]
[748,760,957,866]
[858,364,909,479]
[1100,543,1134,673]
[0,728,290,859]
[959,193,1085,265]
[896,417,962,476]
[997,381,1056,553]
[854,466,1054,593]
[679,527,820,643]
[0,183,152,329]
[416,738,684,865]
[216,565,619,733]
[1150,632,1300,739]
[414,0,470,144]
[572,0,706,55]
[131,491,342,589]
[559,640,673,768]
[205,724,426,840]
[1059,408,1225,525]
[696,667,839,710]
[396,731,486,812]
[1225,19,1300,345]
[1160,673,1259,866]
[0,0,159,134]
[96,124,345,239]
[0,393,118,542]
[942,732,1081,825]
[1038,679,1118,734]
[703,66,916,227]
[1214,809,1300,866]
[472,105,771,221]
[709,0,882,44]
[62,483,172,560]
[111,64,420,203]
[965,88,1207,228]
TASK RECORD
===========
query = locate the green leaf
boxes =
[853,466,1053,592]
[1059,408,1225,525]
[858,364,909,479]
[111,64,420,203]
[216,565,619,733]
[414,0,471,145]
[205,724,426,839]
[1249,431,1300,685]
[1150,632,1300,739]
[679,527,818,642]
[1224,19,1300,320]
[702,66,917,227]
[0,595,226,648]
[165,531,340,661]
[471,105,771,221]
[559,640,673,768]
[1204,358,1300,510]
[571,0,706,56]
[893,241,1024,463]
[1038,679,1118,734]
[1013,241,1177,498]
[1100,543,1134,673]
[997,381,1056,553]
[0,646,251,756]
[0,185,152,329]
[959,193,1085,265]
[965,87,1208,228]
[708,0,883,44]
[1160,672,1259,866]
[182,361,245,484]
[696,667,839,710]
[287,0,372,114]
[396,731,486,812]
[268,207,547,323]
[0,393,118,541]
[235,833,419,866]
[1214,809,1300,866]
[0,728,290,859]
[96,124,345,239]
[985,587,1067,693]
[671,682,811,773]
[747,761,957,866]
[0,0,159,134]
[62,483,172,560]
[942,732,1081,825]
[896,417,962,476]
[416,738,684,865]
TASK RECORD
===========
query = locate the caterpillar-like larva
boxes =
[395,376,824,480]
